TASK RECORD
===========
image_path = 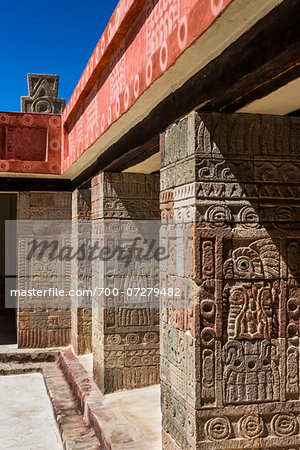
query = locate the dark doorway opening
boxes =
[0,194,17,345]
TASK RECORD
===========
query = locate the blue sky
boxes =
[0,1,119,112]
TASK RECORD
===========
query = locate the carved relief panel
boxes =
[223,339,280,405]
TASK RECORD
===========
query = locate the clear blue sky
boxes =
[0,0,119,112]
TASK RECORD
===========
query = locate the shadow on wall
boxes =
[0,194,17,345]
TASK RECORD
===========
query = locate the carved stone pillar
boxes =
[160,112,300,449]
[17,191,72,348]
[71,188,92,355]
[91,172,160,393]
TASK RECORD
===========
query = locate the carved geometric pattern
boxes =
[21,74,65,114]
[160,111,300,449]
[17,191,72,348]
[91,172,160,393]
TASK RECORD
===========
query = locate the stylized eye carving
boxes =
[275,207,295,221]
[205,417,231,441]
[236,257,250,272]
[239,415,264,439]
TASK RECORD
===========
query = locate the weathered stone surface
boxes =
[17,191,72,348]
[0,347,102,449]
[91,172,160,220]
[160,112,300,449]
[91,172,160,393]
[71,189,92,355]
[60,346,159,449]
[21,74,65,114]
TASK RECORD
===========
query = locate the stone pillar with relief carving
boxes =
[71,188,92,355]
[160,111,300,449]
[91,172,160,393]
[17,191,72,348]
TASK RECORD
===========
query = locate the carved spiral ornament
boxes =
[21,114,34,126]
[271,414,297,437]
[144,332,159,344]
[238,206,260,228]
[205,417,231,441]
[0,113,9,124]
[239,415,264,439]
[49,163,59,173]
[204,205,232,225]
[22,162,33,172]
[0,160,9,171]
[125,333,139,345]
[49,116,60,128]
[49,139,60,151]
[106,334,122,345]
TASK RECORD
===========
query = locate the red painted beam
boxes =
[61,0,233,173]
[0,0,233,177]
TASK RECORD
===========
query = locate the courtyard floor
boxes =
[0,373,63,449]
[78,353,162,449]
[0,347,162,449]
[103,384,162,450]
